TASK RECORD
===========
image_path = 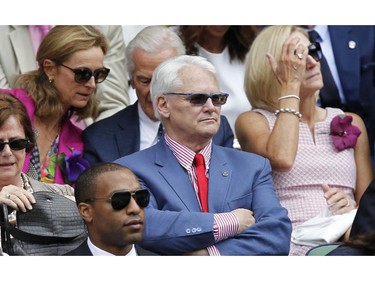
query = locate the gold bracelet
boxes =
[274,108,302,120]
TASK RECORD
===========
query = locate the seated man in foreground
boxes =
[65,163,156,256]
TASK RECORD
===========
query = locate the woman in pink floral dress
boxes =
[235,26,374,255]
[1,26,109,185]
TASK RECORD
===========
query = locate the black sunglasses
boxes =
[164,92,229,106]
[59,63,110,84]
[308,42,322,62]
[0,139,29,152]
[85,189,150,211]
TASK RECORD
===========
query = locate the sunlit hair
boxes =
[0,92,35,152]
[150,55,218,120]
[15,25,109,120]
[74,162,136,205]
[125,25,186,78]
[244,25,309,111]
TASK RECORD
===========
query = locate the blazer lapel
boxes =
[207,145,232,212]
[155,140,201,211]
[329,26,360,95]
[116,102,140,156]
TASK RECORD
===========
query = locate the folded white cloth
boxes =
[291,207,357,247]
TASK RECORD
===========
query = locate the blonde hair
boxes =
[15,25,109,120]
[244,25,307,111]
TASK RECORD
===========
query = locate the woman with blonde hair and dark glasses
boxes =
[235,25,374,255]
[1,26,110,185]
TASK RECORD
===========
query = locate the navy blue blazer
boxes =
[83,102,234,165]
[115,138,292,255]
[328,26,375,152]
[64,239,157,256]
[328,26,375,115]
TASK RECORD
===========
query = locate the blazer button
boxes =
[348,40,356,49]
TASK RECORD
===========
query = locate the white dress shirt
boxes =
[138,102,161,150]
[87,237,137,256]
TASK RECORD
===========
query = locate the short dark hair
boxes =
[0,92,35,152]
[74,162,133,205]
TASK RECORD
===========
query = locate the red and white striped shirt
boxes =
[164,134,239,255]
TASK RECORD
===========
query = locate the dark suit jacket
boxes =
[83,102,234,165]
[329,26,375,116]
[350,178,375,237]
[329,26,375,152]
[64,239,157,256]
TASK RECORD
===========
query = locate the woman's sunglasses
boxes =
[308,42,323,62]
[0,139,29,152]
[85,189,150,211]
[59,63,110,84]
[164,92,229,106]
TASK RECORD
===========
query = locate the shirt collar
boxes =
[313,25,329,42]
[164,133,212,171]
[87,237,137,256]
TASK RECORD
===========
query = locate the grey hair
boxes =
[125,25,186,78]
[150,55,217,120]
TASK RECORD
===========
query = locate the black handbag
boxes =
[0,191,87,255]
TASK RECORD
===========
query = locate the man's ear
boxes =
[78,202,93,223]
[129,77,135,89]
[157,95,170,118]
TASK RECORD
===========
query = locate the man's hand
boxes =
[231,208,256,234]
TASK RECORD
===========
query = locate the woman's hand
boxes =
[0,185,35,212]
[266,37,307,88]
[322,183,356,215]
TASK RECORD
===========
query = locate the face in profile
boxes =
[289,31,323,96]
[131,47,178,121]
[45,47,106,110]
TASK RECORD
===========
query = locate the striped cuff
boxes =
[213,212,239,242]
[207,245,221,256]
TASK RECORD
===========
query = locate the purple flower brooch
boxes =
[330,114,361,151]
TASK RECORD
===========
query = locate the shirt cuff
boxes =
[207,245,221,256]
[213,212,239,242]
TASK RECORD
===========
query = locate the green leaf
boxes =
[57,152,71,184]
[57,152,67,171]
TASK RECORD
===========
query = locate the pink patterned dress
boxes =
[253,108,356,256]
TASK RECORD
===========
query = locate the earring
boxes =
[48,77,54,83]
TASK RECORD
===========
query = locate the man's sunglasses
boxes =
[85,189,150,211]
[0,139,30,152]
[164,92,229,106]
[308,42,322,62]
[59,63,110,84]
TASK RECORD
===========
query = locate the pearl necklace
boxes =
[20,173,33,193]
[8,174,33,224]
